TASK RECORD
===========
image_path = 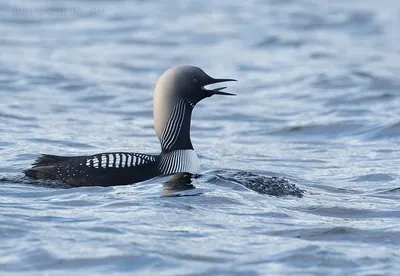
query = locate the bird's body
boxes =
[25,150,200,187]
[25,152,160,187]
[24,65,236,187]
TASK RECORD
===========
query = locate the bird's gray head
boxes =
[153,65,236,152]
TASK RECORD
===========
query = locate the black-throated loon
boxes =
[24,65,236,187]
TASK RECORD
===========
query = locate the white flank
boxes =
[115,154,120,168]
[108,154,114,167]
[127,154,132,167]
[101,155,107,168]
[93,156,99,168]
[121,154,126,167]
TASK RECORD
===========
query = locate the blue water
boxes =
[1,0,400,275]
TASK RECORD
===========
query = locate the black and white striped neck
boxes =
[159,98,196,153]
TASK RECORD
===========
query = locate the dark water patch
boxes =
[58,83,94,93]
[367,187,400,200]
[188,32,233,45]
[20,254,172,273]
[0,111,38,122]
[0,67,21,82]
[230,211,292,219]
[322,78,398,107]
[273,245,358,268]
[25,73,67,86]
[45,199,101,207]
[353,70,400,92]
[0,141,15,149]
[266,227,400,245]
[0,83,30,93]
[288,11,333,31]
[351,173,396,182]
[0,225,30,238]
[272,121,364,138]
[1,212,100,224]
[309,51,334,59]
[0,17,41,25]
[373,187,400,194]
[238,64,274,73]
[50,104,71,114]
[298,206,400,219]
[312,73,360,89]
[361,121,400,140]
[331,107,371,118]
[215,170,305,197]
[342,11,383,35]
[293,181,355,195]
[265,0,296,4]
[105,109,152,118]
[102,200,143,208]
[84,226,125,234]
[77,94,117,103]
[168,252,229,264]
[107,13,143,23]
[339,93,395,105]
[255,35,306,48]
[119,37,179,47]
[0,248,59,272]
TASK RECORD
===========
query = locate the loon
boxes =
[24,65,236,187]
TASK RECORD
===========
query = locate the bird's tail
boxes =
[24,154,72,180]
[24,166,56,179]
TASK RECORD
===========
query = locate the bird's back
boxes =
[25,152,161,187]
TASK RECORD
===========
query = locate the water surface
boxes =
[0,0,399,275]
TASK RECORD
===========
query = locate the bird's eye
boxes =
[193,79,199,85]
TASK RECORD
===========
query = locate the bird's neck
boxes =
[158,149,201,174]
[158,99,195,153]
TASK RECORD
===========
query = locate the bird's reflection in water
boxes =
[162,173,202,197]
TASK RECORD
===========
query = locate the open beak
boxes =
[204,78,237,96]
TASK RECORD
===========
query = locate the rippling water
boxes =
[1,0,400,274]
